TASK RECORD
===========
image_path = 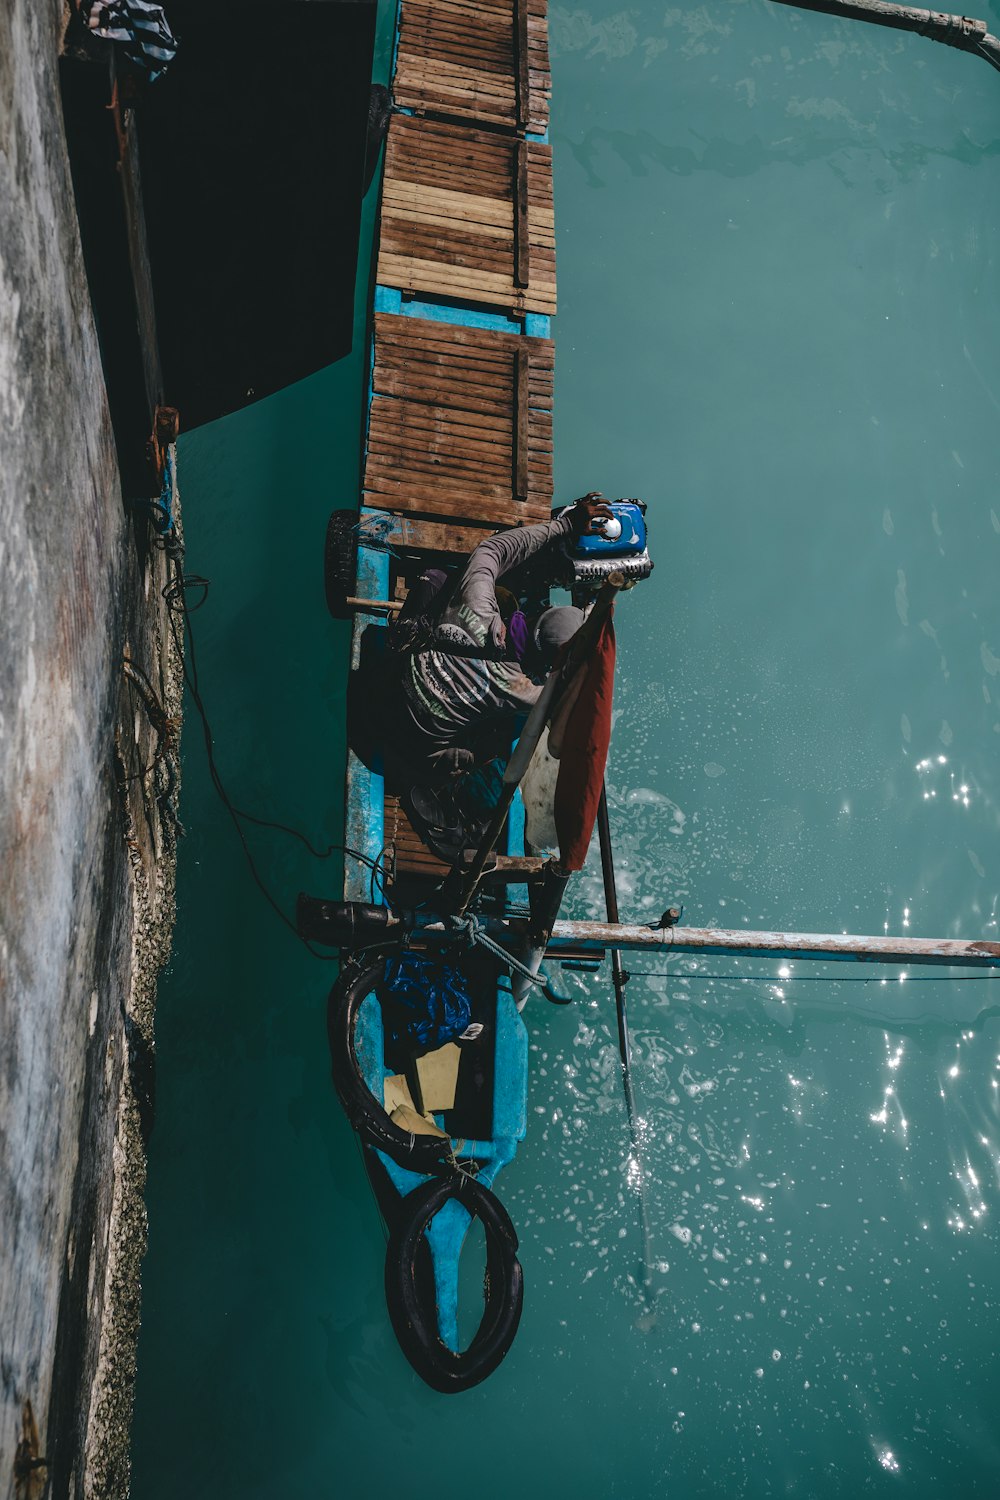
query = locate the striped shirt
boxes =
[402,512,575,748]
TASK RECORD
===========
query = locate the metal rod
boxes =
[543,923,1000,968]
[596,785,655,1297]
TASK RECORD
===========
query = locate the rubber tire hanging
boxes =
[384,1174,525,1393]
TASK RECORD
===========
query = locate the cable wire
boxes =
[163,552,378,960]
[628,970,999,984]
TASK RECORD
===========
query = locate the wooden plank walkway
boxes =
[363,312,554,527]
[366,0,555,881]
[394,0,551,135]
[378,115,555,315]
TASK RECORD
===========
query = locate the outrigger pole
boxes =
[596,785,656,1299]
[319,905,1000,973]
[767,0,1000,73]
[542,923,1000,970]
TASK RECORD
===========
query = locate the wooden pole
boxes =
[768,0,1000,72]
[543,922,1000,969]
[346,596,402,614]
[313,905,1000,972]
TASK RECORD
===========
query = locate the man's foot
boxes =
[403,784,468,865]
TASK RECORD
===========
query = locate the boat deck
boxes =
[393,0,551,134]
[347,0,558,898]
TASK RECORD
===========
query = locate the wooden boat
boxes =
[300,0,562,1393]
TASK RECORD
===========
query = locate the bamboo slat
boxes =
[366,514,491,554]
[363,475,551,527]
[394,0,550,134]
[384,794,451,879]
[362,2,558,892]
[379,116,556,314]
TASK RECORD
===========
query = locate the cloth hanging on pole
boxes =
[553,613,616,872]
[84,1,178,82]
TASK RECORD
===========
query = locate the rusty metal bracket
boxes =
[13,1401,47,1500]
[148,403,180,484]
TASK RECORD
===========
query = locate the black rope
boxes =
[119,655,182,840]
[163,552,379,961]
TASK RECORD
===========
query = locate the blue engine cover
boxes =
[572,500,647,560]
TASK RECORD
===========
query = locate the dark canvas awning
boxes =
[137,0,377,431]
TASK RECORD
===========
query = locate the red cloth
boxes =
[553,614,616,872]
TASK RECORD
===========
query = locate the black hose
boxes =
[327,956,456,1175]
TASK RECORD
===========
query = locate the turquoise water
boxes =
[131,3,1000,1495]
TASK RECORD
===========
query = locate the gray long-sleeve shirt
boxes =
[402,511,575,748]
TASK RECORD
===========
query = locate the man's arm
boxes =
[457,497,612,647]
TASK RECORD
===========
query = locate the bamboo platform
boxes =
[384,793,452,880]
[394,0,551,135]
[378,115,555,315]
[363,312,554,527]
[353,0,555,885]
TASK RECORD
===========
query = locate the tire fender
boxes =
[384,1175,524,1393]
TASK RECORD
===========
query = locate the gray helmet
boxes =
[533,605,585,666]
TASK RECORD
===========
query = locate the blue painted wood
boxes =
[355,977,524,1355]
[505,789,530,907]
[374,287,552,341]
[388,0,402,86]
[373,284,402,316]
[344,533,388,900]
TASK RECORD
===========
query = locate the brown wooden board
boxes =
[384,793,451,879]
[379,116,555,314]
[394,0,551,135]
[369,514,490,554]
[364,313,554,525]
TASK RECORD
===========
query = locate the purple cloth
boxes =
[508,610,529,662]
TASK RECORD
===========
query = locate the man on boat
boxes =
[350,494,612,855]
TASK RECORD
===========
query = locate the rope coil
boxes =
[446,914,552,995]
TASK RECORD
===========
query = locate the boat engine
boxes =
[562,498,653,595]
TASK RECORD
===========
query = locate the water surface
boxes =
[132,4,1000,1495]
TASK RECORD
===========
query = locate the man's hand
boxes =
[569,492,615,536]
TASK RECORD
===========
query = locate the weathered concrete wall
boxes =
[1,5,180,1496]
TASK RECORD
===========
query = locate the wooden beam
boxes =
[514,0,531,130]
[543,923,1000,969]
[513,346,529,502]
[513,137,530,289]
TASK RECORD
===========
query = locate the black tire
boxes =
[324,509,359,620]
[384,1174,524,1393]
[327,956,455,1176]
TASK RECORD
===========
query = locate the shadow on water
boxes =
[555,123,1000,190]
